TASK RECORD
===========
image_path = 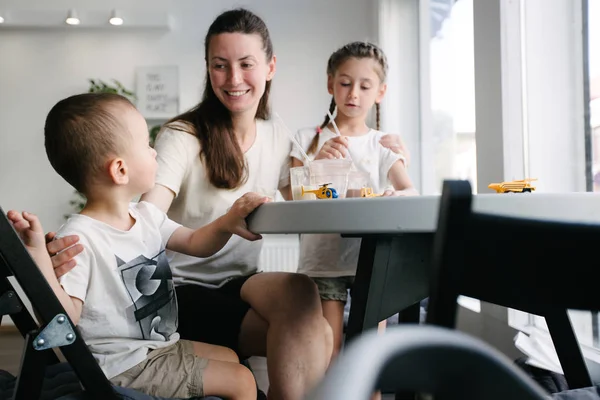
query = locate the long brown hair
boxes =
[307,41,388,155]
[165,8,273,189]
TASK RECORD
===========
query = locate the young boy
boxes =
[8,92,264,400]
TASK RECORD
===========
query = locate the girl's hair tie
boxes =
[316,126,322,134]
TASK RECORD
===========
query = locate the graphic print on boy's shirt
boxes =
[117,250,177,341]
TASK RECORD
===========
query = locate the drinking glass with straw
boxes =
[273,112,311,166]
[327,110,356,168]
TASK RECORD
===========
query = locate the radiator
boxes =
[258,234,299,273]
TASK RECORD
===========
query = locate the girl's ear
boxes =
[266,55,277,81]
[375,82,387,104]
[327,75,334,95]
[108,158,129,185]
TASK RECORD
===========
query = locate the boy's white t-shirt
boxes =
[154,118,292,288]
[57,201,182,379]
[291,127,404,277]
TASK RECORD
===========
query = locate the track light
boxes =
[109,9,123,26]
[65,9,80,25]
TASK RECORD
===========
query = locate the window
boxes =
[430,0,477,194]
[505,0,600,365]
[588,0,600,191]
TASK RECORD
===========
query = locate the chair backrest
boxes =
[427,180,600,388]
[305,325,549,400]
[0,207,118,399]
[429,180,600,319]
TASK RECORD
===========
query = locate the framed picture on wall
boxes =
[136,65,179,119]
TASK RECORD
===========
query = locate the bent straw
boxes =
[273,112,311,165]
[327,110,355,165]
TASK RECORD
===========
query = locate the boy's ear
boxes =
[108,158,129,185]
[375,83,387,104]
[327,75,334,95]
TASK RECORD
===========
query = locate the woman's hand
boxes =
[45,232,83,279]
[379,134,410,167]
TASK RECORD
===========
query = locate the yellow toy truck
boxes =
[488,179,537,193]
[360,187,381,198]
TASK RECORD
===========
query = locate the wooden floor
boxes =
[0,328,24,375]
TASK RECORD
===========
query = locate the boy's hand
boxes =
[7,211,55,272]
[315,136,349,160]
[224,193,270,241]
[7,210,46,251]
[45,232,82,279]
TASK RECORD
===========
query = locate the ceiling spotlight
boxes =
[109,9,123,26]
[65,9,80,25]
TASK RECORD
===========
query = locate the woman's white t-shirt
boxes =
[154,119,292,288]
[290,127,404,277]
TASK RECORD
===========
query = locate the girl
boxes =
[291,41,419,358]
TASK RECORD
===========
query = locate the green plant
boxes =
[88,79,137,102]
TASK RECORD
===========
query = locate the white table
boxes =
[248,193,600,234]
[247,192,600,341]
[248,192,600,398]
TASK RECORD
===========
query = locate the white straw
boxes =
[327,110,342,137]
[273,112,311,165]
[326,110,354,163]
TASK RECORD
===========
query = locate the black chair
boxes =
[305,325,549,400]
[0,207,224,400]
[426,179,600,390]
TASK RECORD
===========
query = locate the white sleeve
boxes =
[58,240,92,303]
[380,145,404,180]
[154,127,199,197]
[137,201,182,247]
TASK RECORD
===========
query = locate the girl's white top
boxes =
[290,127,405,277]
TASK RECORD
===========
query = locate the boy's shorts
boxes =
[110,339,209,398]
[312,276,355,302]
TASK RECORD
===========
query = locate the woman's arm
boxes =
[141,184,176,213]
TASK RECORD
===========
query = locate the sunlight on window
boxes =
[589,0,600,191]
[430,0,477,194]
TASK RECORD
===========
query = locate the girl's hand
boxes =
[379,134,410,167]
[224,192,270,241]
[315,136,350,160]
[382,188,419,197]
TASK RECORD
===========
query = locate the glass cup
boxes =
[346,170,371,198]
[308,159,353,199]
[290,166,317,200]
[255,187,278,201]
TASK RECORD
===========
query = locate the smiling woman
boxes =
[136,8,334,400]
[208,33,276,117]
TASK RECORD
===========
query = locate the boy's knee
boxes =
[232,363,257,393]
[215,346,240,364]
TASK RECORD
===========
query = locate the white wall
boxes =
[0,0,377,231]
